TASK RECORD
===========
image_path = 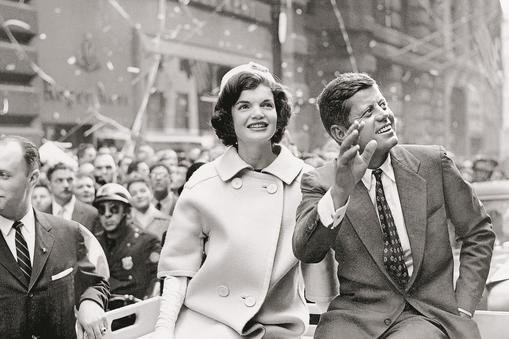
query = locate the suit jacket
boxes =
[72,199,101,234]
[293,145,495,339]
[44,198,101,235]
[0,210,110,339]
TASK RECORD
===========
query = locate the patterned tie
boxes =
[12,221,31,284]
[373,169,409,288]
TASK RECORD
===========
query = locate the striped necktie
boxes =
[12,221,31,284]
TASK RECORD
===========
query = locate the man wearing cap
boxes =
[0,135,110,339]
[93,183,161,300]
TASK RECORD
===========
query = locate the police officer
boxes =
[93,183,161,301]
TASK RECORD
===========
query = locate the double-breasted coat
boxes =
[158,145,331,338]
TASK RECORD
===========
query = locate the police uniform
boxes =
[97,219,161,300]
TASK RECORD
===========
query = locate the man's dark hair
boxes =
[211,72,292,146]
[0,135,40,175]
[317,73,377,136]
[47,162,75,181]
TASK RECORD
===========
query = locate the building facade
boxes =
[0,0,504,160]
[281,0,503,160]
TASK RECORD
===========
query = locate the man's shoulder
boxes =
[35,210,80,234]
[396,144,444,158]
[74,199,98,214]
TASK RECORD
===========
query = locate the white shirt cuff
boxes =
[458,307,472,317]
[317,189,349,229]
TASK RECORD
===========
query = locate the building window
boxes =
[146,56,230,135]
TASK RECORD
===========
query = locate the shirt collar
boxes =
[361,154,396,189]
[52,195,76,214]
[0,205,35,237]
[215,145,303,185]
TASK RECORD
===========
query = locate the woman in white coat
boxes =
[151,62,333,339]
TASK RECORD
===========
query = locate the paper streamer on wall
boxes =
[1,97,8,115]
[1,14,57,85]
[107,0,140,31]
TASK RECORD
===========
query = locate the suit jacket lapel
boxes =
[72,200,83,222]
[390,146,427,289]
[0,229,27,286]
[30,210,54,290]
[347,183,389,280]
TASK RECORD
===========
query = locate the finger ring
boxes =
[101,327,107,333]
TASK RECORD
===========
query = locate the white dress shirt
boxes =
[0,206,36,265]
[52,195,76,220]
[317,155,413,276]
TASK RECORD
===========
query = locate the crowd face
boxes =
[74,176,96,204]
[160,151,178,174]
[79,147,96,165]
[97,201,126,232]
[171,165,188,190]
[232,84,277,149]
[118,157,133,176]
[32,186,52,211]
[128,181,152,211]
[94,154,117,184]
[0,141,38,220]
[344,85,398,161]
[49,168,75,204]
[136,145,155,163]
[136,162,150,178]
[150,165,171,193]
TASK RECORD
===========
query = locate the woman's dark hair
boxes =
[211,72,292,146]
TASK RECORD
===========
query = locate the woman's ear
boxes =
[330,124,346,145]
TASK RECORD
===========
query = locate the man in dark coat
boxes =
[0,135,110,339]
[45,162,101,234]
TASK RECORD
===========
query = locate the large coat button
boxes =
[217,285,230,297]
[243,296,256,307]
[232,178,243,189]
[266,183,277,194]
[384,318,391,326]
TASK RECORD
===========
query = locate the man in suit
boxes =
[45,162,100,234]
[0,135,110,339]
[149,163,177,216]
[293,73,495,339]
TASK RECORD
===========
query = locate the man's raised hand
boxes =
[331,120,377,208]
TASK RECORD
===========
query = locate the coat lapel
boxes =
[0,229,28,286]
[390,146,427,289]
[347,183,387,278]
[30,211,55,290]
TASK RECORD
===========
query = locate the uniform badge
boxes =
[122,256,134,270]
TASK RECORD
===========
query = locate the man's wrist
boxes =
[330,185,350,210]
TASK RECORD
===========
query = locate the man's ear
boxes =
[330,124,347,145]
[28,169,40,187]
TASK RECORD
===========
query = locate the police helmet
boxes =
[94,183,132,207]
